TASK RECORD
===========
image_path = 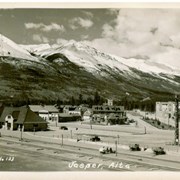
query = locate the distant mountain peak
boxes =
[0,33,37,61]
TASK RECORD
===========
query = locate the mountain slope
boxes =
[0,34,38,61]
[0,35,180,103]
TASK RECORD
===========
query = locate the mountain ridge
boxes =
[0,34,179,104]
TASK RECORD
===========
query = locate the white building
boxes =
[29,105,59,122]
[63,105,81,116]
[82,109,92,121]
[155,101,180,125]
[107,99,113,106]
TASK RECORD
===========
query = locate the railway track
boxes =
[1,135,180,171]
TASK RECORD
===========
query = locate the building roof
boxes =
[28,105,59,113]
[59,113,81,117]
[92,105,124,112]
[0,107,20,123]
[0,107,47,124]
[83,109,93,116]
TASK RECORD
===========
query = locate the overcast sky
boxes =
[1,8,180,67]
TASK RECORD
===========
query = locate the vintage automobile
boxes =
[129,144,141,151]
[60,126,68,130]
[153,147,166,155]
[90,135,101,142]
[99,146,116,154]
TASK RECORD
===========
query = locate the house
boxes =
[58,113,81,122]
[82,109,93,121]
[63,105,81,116]
[28,105,59,122]
[0,107,48,131]
[92,105,127,125]
[103,99,114,106]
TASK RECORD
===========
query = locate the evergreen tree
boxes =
[78,94,83,105]
[70,96,75,106]
[94,91,101,105]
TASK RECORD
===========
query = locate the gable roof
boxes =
[17,108,48,124]
[0,107,47,124]
[0,107,20,123]
[28,105,59,113]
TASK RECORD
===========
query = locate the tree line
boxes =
[2,90,175,113]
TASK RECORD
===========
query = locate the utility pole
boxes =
[20,125,23,141]
[115,140,117,156]
[33,126,36,135]
[175,95,179,145]
[61,134,63,146]
[90,120,92,129]
[117,135,120,144]
[70,130,72,139]
[144,126,146,134]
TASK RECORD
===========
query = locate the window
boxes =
[7,115,11,119]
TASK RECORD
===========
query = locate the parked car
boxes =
[99,146,116,154]
[60,126,68,130]
[153,147,166,155]
[90,135,101,142]
[129,119,135,123]
[129,144,141,151]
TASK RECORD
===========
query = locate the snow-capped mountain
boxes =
[26,40,180,77]
[0,34,180,102]
[20,44,51,54]
[0,34,38,61]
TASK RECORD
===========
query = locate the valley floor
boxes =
[0,112,180,171]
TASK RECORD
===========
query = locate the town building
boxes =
[107,99,113,106]
[28,105,59,122]
[82,108,93,121]
[155,101,180,125]
[92,105,127,125]
[58,113,81,122]
[103,99,114,106]
[62,105,81,116]
[0,107,48,131]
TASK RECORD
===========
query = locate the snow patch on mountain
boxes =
[37,41,132,75]
[20,44,51,53]
[31,40,180,83]
[0,34,38,61]
[111,55,180,76]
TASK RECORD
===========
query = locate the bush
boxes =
[157,121,161,126]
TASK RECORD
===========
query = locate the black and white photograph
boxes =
[1,2,180,174]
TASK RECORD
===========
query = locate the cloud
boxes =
[25,23,43,29]
[84,9,180,68]
[55,38,69,45]
[25,22,65,33]
[82,11,94,18]
[102,24,115,38]
[32,34,49,43]
[106,9,120,15]
[81,34,89,40]
[69,17,93,30]
[42,23,65,32]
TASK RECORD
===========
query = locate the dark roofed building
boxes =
[28,105,59,122]
[0,107,48,131]
[58,113,81,122]
[92,105,127,125]
[92,105,125,114]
